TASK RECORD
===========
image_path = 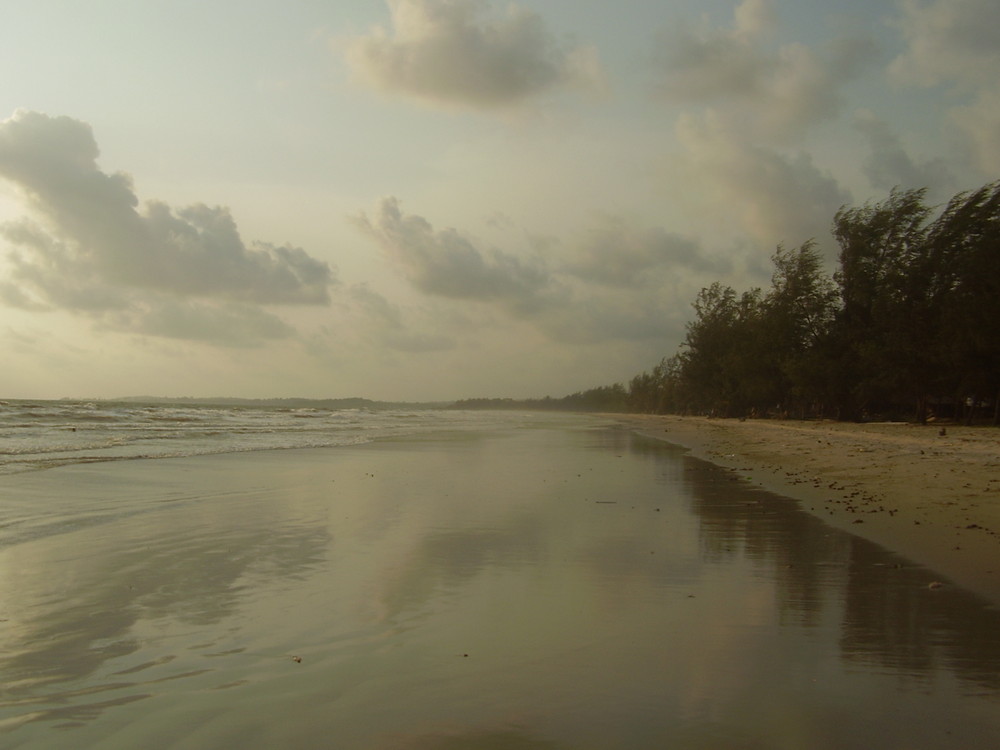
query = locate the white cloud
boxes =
[0,110,336,346]
[347,283,456,353]
[343,0,605,109]
[654,0,876,142]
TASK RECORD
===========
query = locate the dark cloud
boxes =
[564,216,729,287]
[676,112,851,246]
[355,199,703,347]
[344,0,605,109]
[889,0,1000,88]
[1,219,130,311]
[0,278,49,310]
[348,284,455,353]
[887,0,1000,174]
[534,294,680,345]
[140,201,333,304]
[111,300,295,348]
[355,196,551,310]
[854,110,953,194]
[0,110,336,345]
[0,110,334,305]
[654,0,876,142]
[951,90,1000,174]
[653,0,777,102]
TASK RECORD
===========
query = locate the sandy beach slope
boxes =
[617,415,1000,606]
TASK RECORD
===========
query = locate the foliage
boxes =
[625,181,1000,423]
[452,384,628,412]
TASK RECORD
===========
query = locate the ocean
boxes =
[0,400,546,476]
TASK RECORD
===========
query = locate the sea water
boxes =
[0,400,529,475]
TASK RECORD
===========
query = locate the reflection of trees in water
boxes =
[685,460,850,629]
[608,431,851,625]
[675,443,1000,691]
[839,538,1000,690]
[583,426,686,464]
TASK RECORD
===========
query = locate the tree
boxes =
[763,241,839,417]
[676,282,737,414]
[628,356,682,414]
[618,180,1000,424]
[677,283,774,416]
[926,181,1000,422]
[832,188,934,420]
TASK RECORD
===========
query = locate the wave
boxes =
[0,402,548,476]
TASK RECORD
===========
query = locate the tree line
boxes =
[626,181,1000,424]
[451,385,628,413]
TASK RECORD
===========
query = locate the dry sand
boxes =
[618,415,1000,606]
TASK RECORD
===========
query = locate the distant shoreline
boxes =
[113,396,451,410]
[616,414,1000,607]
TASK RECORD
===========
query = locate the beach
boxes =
[2,412,1000,748]
[620,414,1000,606]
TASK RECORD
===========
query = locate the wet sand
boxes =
[2,421,1000,747]
[619,415,1000,606]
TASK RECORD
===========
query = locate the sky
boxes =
[0,0,996,401]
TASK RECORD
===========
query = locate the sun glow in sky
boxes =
[0,0,997,401]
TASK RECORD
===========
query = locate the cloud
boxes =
[343,0,605,109]
[532,291,682,346]
[0,111,334,306]
[654,0,876,142]
[1,219,130,311]
[348,283,455,352]
[563,215,728,287]
[141,201,333,304]
[354,199,714,348]
[675,111,850,246]
[111,300,295,348]
[653,0,777,102]
[854,109,953,193]
[887,0,1000,176]
[0,110,336,345]
[950,88,1000,174]
[889,0,1000,88]
[354,196,551,311]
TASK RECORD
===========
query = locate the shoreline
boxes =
[615,414,1000,607]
